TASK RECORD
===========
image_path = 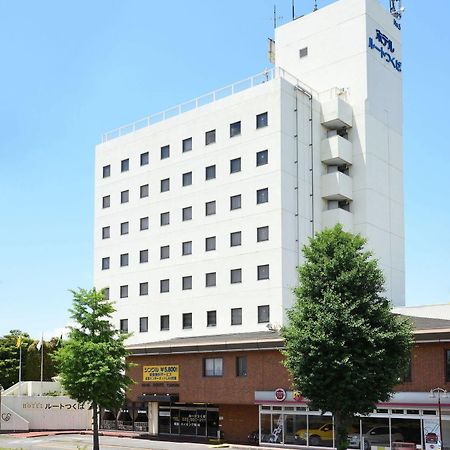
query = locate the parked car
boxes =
[295,423,334,446]
[348,426,404,450]
[247,429,272,444]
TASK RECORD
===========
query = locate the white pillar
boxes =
[148,402,158,436]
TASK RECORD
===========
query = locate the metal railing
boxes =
[101,68,277,143]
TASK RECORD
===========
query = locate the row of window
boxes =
[101,227,269,265]
[119,305,270,334]
[101,112,269,178]
[103,265,270,298]
[101,159,268,209]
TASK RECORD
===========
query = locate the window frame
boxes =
[102,195,110,209]
[182,171,193,187]
[205,236,216,252]
[121,221,129,235]
[160,245,170,260]
[205,165,216,180]
[257,226,269,242]
[102,165,111,178]
[182,137,193,153]
[140,184,149,198]
[120,319,128,332]
[140,249,149,263]
[121,158,129,172]
[140,152,149,166]
[120,253,129,267]
[140,217,149,231]
[207,310,217,327]
[230,157,241,174]
[160,178,170,192]
[205,201,216,216]
[256,188,269,204]
[160,279,170,293]
[203,357,223,377]
[205,272,216,287]
[258,305,270,324]
[182,275,193,291]
[139,316,148,333]
[139,282,149,296]
[230,231,242,247]
[120,285,128,299]
[257,264,270,280]
[256,112,268,129]
[120,190,129,204]
[205,129,216,146]
[231,268,242,284]
[160,211,170,226]
[161,145,170,160]
[182,312,193,329]
[102,226,110,240]
[231,307,243,325]
[160,315,170,331]
[230,194,241,210]
[230,121,241,138]
[182,241,192,256]
[256,149,269,166]
[236,356,248,377]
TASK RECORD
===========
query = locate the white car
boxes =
[348,426,404,450]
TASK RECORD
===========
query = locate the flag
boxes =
[16,336,23,348]
[36,337,43,351]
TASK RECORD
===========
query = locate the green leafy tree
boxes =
[0,330,32,389]
[24,338,59,382]
[53,288,133,450]
[282,225,413,450]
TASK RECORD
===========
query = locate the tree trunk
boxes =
[93,401,100,450]
[334,411,349,450]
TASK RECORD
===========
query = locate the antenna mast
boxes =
[273,5,283,28]
[390,0,404,19]
[313,0,318,12]
[292,0,295,20]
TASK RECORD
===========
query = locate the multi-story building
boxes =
[94,0,404,344]
[94,0,409,444]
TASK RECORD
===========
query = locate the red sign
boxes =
[275,388,286,402]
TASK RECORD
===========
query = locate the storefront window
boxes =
[351,417,390,450]
[260,414,272,443]
[285,413,307,445]
[271,413,284,443]
[159,408,171,433]
[159,406,218,437]
[307,415,334,447]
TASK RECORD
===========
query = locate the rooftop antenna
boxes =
[273,4,283,28]
[292,0,295,20]
[390,0,405,19]
[313,0,318,12]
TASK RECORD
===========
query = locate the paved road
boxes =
[0,434,227,450]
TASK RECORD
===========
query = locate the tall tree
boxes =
[53,288,133,450]
[0,330,32,389]
[282,224,413,450]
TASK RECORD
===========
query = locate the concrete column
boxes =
[148,402,158,435]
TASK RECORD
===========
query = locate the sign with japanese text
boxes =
[368,29,402,72]
[143,365,179,382]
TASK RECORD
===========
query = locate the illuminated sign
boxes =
[143,365,179,382]
[368,29,402,72]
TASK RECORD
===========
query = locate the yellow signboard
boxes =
[143,365,179,382]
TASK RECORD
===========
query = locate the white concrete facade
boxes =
[94,0,405,345]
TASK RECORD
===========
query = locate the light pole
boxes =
[430,387,448,450]
[0,384,4,432]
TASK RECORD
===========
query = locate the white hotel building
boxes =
[94,0,404,346]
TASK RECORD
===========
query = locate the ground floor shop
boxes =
[256,390,450,449]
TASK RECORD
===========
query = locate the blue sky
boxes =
[0,0,448,339]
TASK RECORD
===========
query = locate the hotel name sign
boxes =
[369,29,402,73]
[143,365,179,383]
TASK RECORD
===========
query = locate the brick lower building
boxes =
[103,315,450,447]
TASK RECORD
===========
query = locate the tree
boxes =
[0,330,33,389]
[24,338,59,382]
[282,224,413,450]
[53,288,133,450]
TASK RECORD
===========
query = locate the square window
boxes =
[230,231,242,247]
[102,226,110,240]
[102,287,109,300]
[182,206,192,221]
[205,129,216,145]
[160,279,170,293]
[140,249,149,263]
[102,165,111,178]
[140,152,149,166]
[182,241,192,256]
[258,305,270,323]
[230,194,241,210]
[230,121,241,137]
[182,137,192,153]
[161,145,170,159]
[121,158,129,172]
[140,282,149,296]
[160,211,170,226]
[120,285,128,298]
[121,190,129,204]
[160,245,170,260]
[299,46,308,58]
[257,226,269,242]
[231,308,242,325]
[258,264,270,280]
[207,310,217,327]
[120,253,129,267]
[121,221,129,235]
[101,257,110,270]
[182,276,192,290]
[102,195,110,209]
[203,357,223,377]
[256,149,268,166]
[231,268,242,284]
[205,236,216,252]
[236,356,247,377]
[120,319,128,332]
[230,157,241,174]
[206,272,216,287]
[205,165,216,180]
[205,201,216,216]
[182,313,192,329]
[182,171,192,187]
[256,112,268,128]
[160,315,170,331]
[161,178,170,192]
[257,188,269,204]
[140,217,149,231]
[140,184,149,198]
[139,317,148,333]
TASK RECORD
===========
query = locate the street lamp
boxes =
[430,387,448,450]
[0,384,4,432]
